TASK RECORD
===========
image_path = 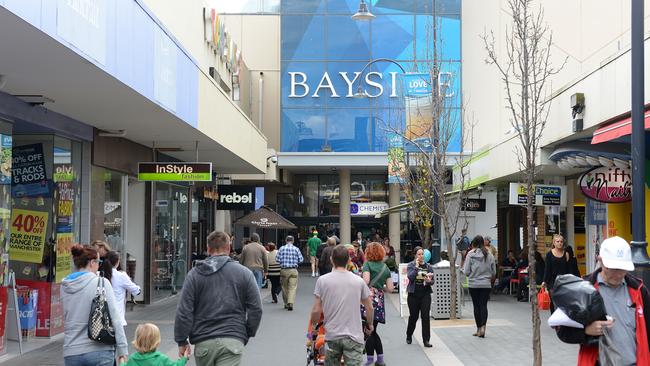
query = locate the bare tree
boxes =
[385,15,474,319]
[483,0,566,364]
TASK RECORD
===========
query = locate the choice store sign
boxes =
[579,166,631,203]
[509,183,567,207]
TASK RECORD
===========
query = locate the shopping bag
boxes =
[537,287,551,310]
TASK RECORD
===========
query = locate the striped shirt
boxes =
[277,243,304,269]
[267,250,281,276]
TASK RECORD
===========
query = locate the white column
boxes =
[389,183,401,263]
[339,169,351,244]
[566,179,575,249]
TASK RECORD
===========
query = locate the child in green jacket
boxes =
[124,323,189,366]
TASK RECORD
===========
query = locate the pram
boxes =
[305,316,370,366]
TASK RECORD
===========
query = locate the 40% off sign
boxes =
[9,209,49,263]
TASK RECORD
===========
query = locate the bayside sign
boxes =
[287,71,455,99]
[217,186,255,211]
[579,166,632,203]
[509,183,567,207]
[138,162,212,182]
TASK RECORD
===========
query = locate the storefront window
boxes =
[90,167,125,255]
[152,183,189,300]
[292,175,318,217]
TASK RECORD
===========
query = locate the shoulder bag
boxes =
[88,274,116,345]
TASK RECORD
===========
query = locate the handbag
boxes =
[88,274,116,345]
[537,287,551,311]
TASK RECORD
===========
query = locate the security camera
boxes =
[270,156,277,163]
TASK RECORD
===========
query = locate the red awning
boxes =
[591,111,650,144]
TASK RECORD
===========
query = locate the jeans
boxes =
[325,337,364,366]
[469,287,491,328]
[406,292,431,343]
[64,350,115,366]
[251,269,264,288]
[194,337,245,366]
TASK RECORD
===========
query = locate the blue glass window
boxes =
[415,0,461,15]
[281,15,326,60]
[281,109,327,152]
[282,0,327,14]
[373,0,415,15]
[415,15,460,61]
[327,109,372,151]
[326,16,370,60]
[282,62,327,108]
[371,15,415,61]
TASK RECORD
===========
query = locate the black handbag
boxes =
[87,274,116,345]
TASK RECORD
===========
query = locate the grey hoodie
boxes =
[174,255,262,346]
[463,248,496,288]
[61,271,128,358]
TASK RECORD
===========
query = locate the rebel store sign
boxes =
[217,186,255,210]
[579,166,632,203]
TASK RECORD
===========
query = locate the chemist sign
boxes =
[138,162,212,181]
[509,183,567,207]
[351,202,389,216]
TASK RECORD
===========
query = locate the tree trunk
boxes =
[527,179,542,366]
[449,240,458,319]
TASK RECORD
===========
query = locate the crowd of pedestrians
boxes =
[59,226,648,366]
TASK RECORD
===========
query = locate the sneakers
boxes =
[311,273,316,277]
[287,303,293,311]
[423,342,433,348]
[406,335,412,344]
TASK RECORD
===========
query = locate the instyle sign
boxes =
[509,183,567,207]
[579,166,632,203]
[351,202,389,216]
[217,186,255,211]
[138,162,212,182]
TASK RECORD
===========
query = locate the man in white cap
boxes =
[557,236,650,365]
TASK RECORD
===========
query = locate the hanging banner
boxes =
[403,73,433,148]
[55,233,74,283]
[9,209,49,263]
[11,144,49,198]
[387,133,406,184]
[0,135,12,185]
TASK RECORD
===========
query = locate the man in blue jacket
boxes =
[174,231,263,366]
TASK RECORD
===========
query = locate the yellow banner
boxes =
[9,209,49,263]
[56,233,74,283]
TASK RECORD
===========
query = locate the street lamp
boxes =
[351,0,375,20]
[353,58,407,98]
[630,0,650,282]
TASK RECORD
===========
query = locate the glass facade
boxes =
[280,0,461,152]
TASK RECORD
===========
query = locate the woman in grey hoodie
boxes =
[463,235,496,338]
[62,245,128,366]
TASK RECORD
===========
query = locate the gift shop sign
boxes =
[579,166,632,203]
[509,183,567,207]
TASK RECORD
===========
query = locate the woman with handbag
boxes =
[62,245,128,366]
[361,242,394,366]
[463,235,496,338]
[406,246,434,347]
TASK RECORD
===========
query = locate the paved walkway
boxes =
[4,272,580,365]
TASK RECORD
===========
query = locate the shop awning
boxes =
[233,206,297,229]
[591,111,650,144]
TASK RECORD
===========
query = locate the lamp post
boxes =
[630,0,650,281]
[353,58,406,98]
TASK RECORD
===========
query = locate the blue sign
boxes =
[587,199,607,225]
[403,73,431,97]
[0,134,12,185]
[11,144,50,198]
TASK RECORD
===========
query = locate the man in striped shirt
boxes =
[277,235,303,311]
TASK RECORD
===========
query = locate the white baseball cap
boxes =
[600,236,634,271]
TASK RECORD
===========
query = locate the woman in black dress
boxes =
[542,234,571,311]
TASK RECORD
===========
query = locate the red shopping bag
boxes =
[537,287,551,310]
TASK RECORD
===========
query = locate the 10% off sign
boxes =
[9,209,49,263]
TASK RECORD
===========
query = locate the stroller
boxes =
[305,316,370,366]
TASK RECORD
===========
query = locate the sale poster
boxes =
[11,144,49,198]
[55,233,73,283]
[9,209,49,263]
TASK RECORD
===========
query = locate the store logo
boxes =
[219,192,252,204]
[579,166,631,203]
